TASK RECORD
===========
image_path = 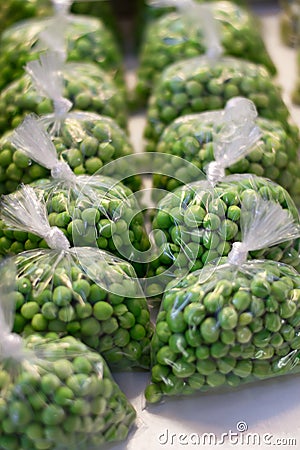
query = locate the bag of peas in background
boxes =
[0,0,118,35]
[0,184,153,370]
[144,52,293,151]
[0,263,137,448]
[135,0,276,107]
[0,52,139,195]
[0,0,125,92]
[147,104,300,296]
[153,97,300,207]
[0,53,128,135]
[145,197,300,404]
[0,115,150,276]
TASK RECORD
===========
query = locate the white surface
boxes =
[109,6,300,450]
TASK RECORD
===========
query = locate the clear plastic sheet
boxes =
[135,1,276,106]
[153,97,300,206]
[146,197,300,403]
[144,56,293,151]
[0,260,137,447]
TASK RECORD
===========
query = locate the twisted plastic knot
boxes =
[206,161,225,184]
[44,226,71,251]
[51,160,77,183]
[0,333,25,361]
[227,242,249,266]
[53,98,72,120]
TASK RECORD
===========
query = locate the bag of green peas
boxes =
[153,97,300,206]
[148,128,300,294]
[0,116,150,275]
[0,52,138,195]
[135,1,276,106]
[145,197,300,403]
[0,184,153,370]
[0,0,124,92]
[0,262,137,447]
[144,54,293,151]
[0,55,128,135]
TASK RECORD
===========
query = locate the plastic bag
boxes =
[0,263,137,446]
[135,1,276,105]
[0,184,153,370]
[0,52,138,195]
[145,196,300,403]
[280,0,300,46]
[0,0,124,91]
[144,55,292,151]
[0,116,149,276]
[0,57,127,135]
[153,97,300,206]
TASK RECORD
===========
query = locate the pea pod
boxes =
[153,109,300,206]
[144,56,292,151]
[135,2,276,106]
[0,12,124,91]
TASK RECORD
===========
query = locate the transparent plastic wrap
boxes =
[135,1,276,106]
[0,0,124,91]
[0,52,138,195]
[0,184,153,370]
[0,0,117,35]
[153,97,300,206]
[148,118,300,290]
[0,57,128,134]
[144,56,292,151]
[0,116,150,276]
[145,197,300,404]
[0,263,137,447]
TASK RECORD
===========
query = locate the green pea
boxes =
[93,302,113,321]
[53,286,72,306]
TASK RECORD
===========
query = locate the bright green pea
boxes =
[41,405,65,426]
[218,306,238,330]
[93,301,113,320]
[172,359,195,378]
[200,317,220,343]
[251,278,271,298]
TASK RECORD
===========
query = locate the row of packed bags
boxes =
[135,0,277,106]
[0,260,138,449]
